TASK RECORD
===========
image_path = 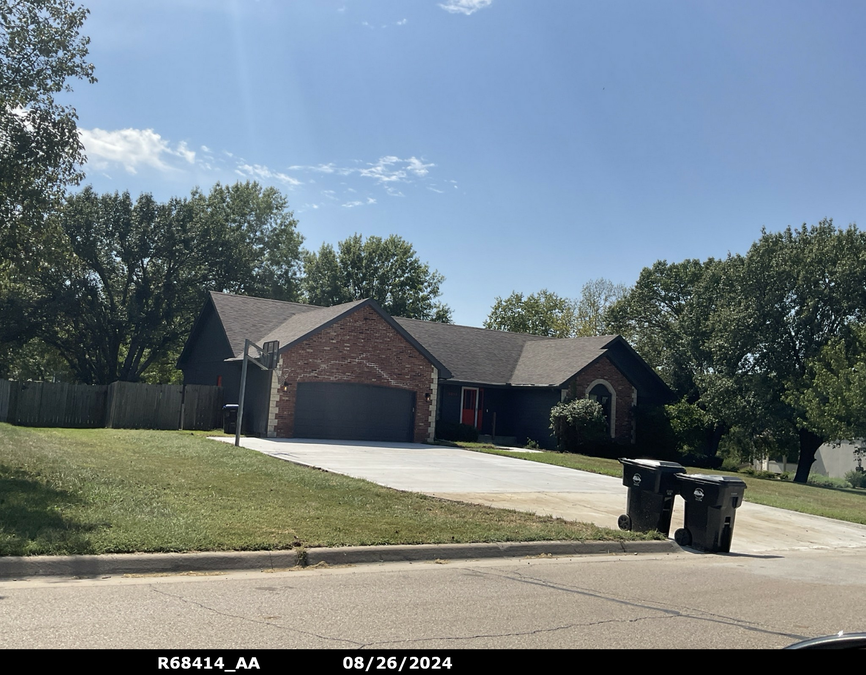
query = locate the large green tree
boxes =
[605,259,729,458]
[717,222,866,482]
[788,324,866,446]
[3,181,304,384]
[605,259,717,397]
[0,0,96,251]
[302,234,452,322]
[608,221,866,482]
[485,280,625,338]
[484,289,575,337]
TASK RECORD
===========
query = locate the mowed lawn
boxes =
[0,424,658,556]
[464,445,866,526]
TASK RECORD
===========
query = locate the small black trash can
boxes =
[222,404,239,434]
[674,474,747,553]
[618,458,686,535]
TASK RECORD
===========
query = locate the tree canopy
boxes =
[484,289,576,337]
[302,234,452,322]
[787,324,866,449]
[606,220,866,482]
[2,181,304,384]
[484,280,626,338]
[0,0,96,250]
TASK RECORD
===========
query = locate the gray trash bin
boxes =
[617,458,686,535]
[222,404,239,434]
[674,473,747,552]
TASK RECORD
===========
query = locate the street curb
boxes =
[0,539,678,579]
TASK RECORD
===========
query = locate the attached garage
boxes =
[294,382,416,442]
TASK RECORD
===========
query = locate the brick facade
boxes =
[272,305,436,443]
[568,356,637,442]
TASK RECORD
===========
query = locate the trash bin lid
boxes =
[676,473,747,487]
[619,458,686,471]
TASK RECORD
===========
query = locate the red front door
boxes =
[461,387,483,429]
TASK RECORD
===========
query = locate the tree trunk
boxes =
[793,428,823,484]
[707,423,727,457]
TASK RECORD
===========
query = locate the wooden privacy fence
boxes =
[0,379,223,431]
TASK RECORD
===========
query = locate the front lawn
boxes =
[0,424,657,556]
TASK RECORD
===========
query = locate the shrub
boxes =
[845,469,866,489]
[435,421,478,443]
[550,398,608,453]
[807,474,853,489]
[525,439,540,449]
[721,456,744,472]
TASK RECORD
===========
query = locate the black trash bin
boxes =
[222,404,239,434]
[617,458,686,535]
[674,474,747,553]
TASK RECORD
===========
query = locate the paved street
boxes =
[1,548,864,651]
[214,437,866,554]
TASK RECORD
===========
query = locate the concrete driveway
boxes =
[213,437,866,555]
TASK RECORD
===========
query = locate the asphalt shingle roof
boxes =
[394,317,546,384]
[259,299,368,350]
[510,336,617,386]
[210,292,322,358]
[206,293,626,387]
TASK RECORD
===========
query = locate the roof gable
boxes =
[509,336,617,386]
[210,291,322,358]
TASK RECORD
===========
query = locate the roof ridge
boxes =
[209,290,325,310]
[394,316,552,340]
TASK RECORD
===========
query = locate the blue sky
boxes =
[69,0,866,327]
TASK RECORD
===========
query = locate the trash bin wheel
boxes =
[674,528,692,547]
[617,514,631,531]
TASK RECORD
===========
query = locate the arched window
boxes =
[585,379,616,438]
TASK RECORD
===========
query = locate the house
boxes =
[177,292,672,448]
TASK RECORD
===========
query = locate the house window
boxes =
[585,379,616,438]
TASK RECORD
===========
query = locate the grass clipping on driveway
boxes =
[0,425,656,556]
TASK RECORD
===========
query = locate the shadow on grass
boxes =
[0,467,97,556]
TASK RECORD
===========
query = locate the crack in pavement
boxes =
[357,613,686,648]
[464,567,808,642]
[147,585,363,648]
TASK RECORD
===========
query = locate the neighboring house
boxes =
[756,440,863,479]
[177,292,672,448]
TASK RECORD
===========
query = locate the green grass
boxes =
[0,424,658,557]
[461,444,866,526]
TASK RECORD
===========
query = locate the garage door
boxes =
[294,382,416,442]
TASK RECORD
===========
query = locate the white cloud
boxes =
[79,127,195,174]
[396,19,408,26]
[172,141,196,164]
[289,162,336,173]
[342,197,377,208]
[79,128,446,205]
[235,162,302,187]
[356,156,435,185]
[439,0,493,15]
